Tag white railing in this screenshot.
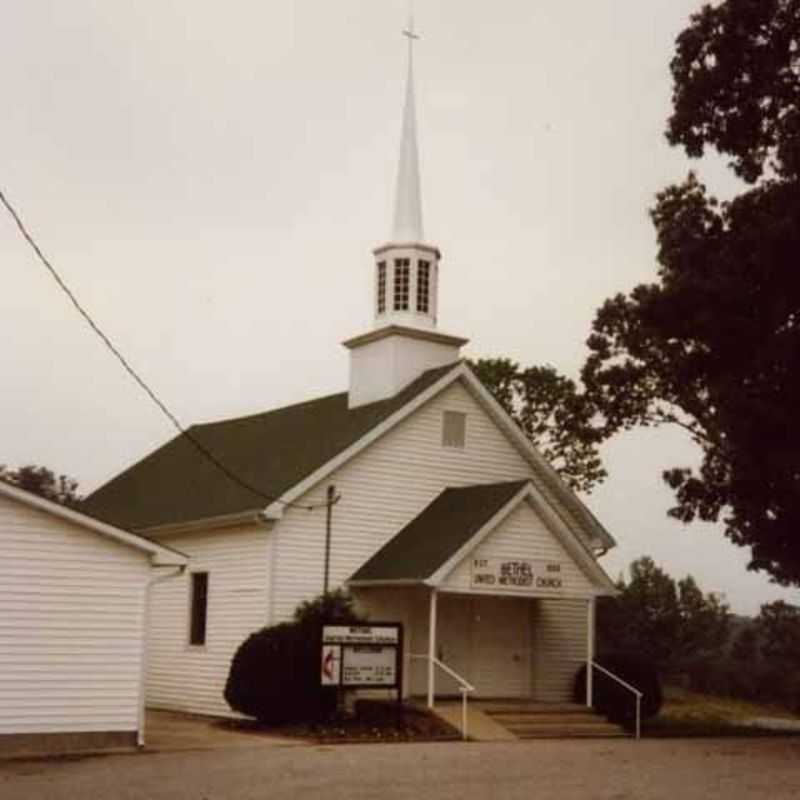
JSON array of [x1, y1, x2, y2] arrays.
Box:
[[590, 660, 644, 739], [410, 653, 475, 740]]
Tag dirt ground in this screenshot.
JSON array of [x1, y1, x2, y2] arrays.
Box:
[[2, 736, 799, 800]]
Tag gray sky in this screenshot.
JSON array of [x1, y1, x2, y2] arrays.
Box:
[[2, 1, 796, 615]]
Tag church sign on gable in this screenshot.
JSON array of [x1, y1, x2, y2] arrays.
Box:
[[470, 558, 564, 592]]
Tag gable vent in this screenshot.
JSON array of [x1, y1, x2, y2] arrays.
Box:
[[442, 410, 466, 449]]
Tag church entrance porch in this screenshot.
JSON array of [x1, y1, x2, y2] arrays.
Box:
[[347, 480, 615, 709], [352, 586, 596, 707]]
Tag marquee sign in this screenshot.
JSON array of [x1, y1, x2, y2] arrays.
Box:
[[321, 623, 403, 689], [470, 558, 565, 592]]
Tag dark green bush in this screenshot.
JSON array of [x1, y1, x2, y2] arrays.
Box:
[[574, 652, 663, 726], [224, 589, 365, 724]]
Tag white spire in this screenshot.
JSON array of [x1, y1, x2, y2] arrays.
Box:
[[392, 20, 424, 243]]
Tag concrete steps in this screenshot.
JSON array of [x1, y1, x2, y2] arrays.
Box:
[[478, 702, 628, 740]]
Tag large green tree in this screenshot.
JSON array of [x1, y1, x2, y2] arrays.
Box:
[[582, 0, 800, 584], [470, 358, 606, 493]]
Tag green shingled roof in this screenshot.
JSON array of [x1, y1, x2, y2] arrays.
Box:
[[349, 480, 530, 583], [83, 363, 460, 531]]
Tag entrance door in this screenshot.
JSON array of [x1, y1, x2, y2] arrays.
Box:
[[435, 594, 531, 698], [472, 595, 531, 698]]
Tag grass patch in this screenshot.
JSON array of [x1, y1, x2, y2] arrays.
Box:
[[643, 686, 800, 737]]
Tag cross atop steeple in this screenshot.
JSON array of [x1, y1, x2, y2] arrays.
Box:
[[402, 18, 420, 43]]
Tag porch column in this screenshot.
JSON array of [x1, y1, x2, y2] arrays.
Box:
[[427, 587, 438, 708], [586, 596, 595, 708]]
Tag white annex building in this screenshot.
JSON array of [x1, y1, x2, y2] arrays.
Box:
[[83, 28, 618, 722], [0, 480, 187, 755]]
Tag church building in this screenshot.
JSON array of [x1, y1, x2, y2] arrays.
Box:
[[83, 28, 617, 720]]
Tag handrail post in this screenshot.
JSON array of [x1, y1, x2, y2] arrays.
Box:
[[586, 598, 595, 708], [590, 660, 644, 740], [410, 653, 473, 741], [636, 695, 641, 740], [427, 589, 437, 709]]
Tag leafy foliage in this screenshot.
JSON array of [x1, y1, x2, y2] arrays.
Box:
[[668, 0, 800, 183], [469, 358, 606, 493], [583, 0, 800, 584], [224, 590, 366, 724], [0, 464, 81, 507], [730, 624, 760, 664], [757, 600, 800, 664], [293, 588, 361, 627], [597, 557, 730, 673]]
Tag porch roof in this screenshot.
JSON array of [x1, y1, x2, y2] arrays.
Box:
[[349, 480, 529, 583]]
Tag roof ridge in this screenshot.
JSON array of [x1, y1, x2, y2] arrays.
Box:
[[192, 361, 465, 430]]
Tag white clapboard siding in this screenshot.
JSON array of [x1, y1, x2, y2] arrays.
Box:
[[442, 501, 596, 597], [272, 379, 535, 621], [350, 586, 421, 698], [146, 524, 271, 717], [0, 494, 148, 734], [531, 598, 589, 702]]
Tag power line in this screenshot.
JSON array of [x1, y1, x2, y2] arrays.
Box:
[[0, 188, 328, 512]]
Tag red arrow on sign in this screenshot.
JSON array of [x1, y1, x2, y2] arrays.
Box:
[[322, 648, 335, 680]]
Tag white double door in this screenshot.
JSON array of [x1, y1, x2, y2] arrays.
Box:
[[435, 593, 532, 698]]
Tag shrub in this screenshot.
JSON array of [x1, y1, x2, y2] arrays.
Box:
[[574, 652, 663, 726], [224, 589, 366, 724]]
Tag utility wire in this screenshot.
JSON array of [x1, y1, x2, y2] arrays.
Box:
[[0, 188, 330, 512]]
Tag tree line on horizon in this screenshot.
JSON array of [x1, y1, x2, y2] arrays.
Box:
[[598, 555, 800, 712]]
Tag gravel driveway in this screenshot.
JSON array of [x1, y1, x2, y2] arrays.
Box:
[[2, 737, 799, 800]]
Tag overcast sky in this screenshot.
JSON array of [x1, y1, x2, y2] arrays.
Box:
[[2, 1, 796, 615]]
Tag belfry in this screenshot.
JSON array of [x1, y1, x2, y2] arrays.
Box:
[[344, 22, 468, 408]]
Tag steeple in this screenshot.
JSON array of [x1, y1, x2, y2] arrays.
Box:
[[392, 23, 424, 242], [370, 19, 440, 332], [342, 19, 468, 409]]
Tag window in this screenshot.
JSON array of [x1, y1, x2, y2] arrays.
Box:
[[442, 411, 466, 449], [189, 572, 209, 646], [394, 258, 410, 310], [416, 260, 430, 313], [377, 261, 386, 313]]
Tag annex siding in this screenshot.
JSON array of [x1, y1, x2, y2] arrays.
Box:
[[531, 598, 588, 702], [0, 493, 148, 736], [442, 501, 595, 597], [146, 524, 271, 717], [271, 379, 534, 621]]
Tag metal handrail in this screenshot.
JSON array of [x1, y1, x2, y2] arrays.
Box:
[[590, 660, 644, 739], [410, 653, 474, 740]]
